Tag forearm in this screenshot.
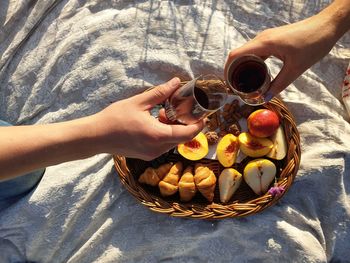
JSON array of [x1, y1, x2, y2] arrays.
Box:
[[0, 116, 99, 181], [318, 0, 350, 39]]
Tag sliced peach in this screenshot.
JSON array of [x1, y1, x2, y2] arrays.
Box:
[[238, 132, 273, 157], [178, 132, 209, 161], [216, 134, 239, 167]]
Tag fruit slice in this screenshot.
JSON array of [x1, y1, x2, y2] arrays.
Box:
[[238, 132, 273, 157], [178, 132, 209, 161], [243, 159, 276, 195], [219, 168, 242, 203], [267, 125, 287, 160], [247, 109, 280, 138], [216, 134, 239, 167]]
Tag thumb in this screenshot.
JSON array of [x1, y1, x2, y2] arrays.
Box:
[[167, 120, 206, 143], [137, 77, 181, 108], [264, 63, 297, 101]]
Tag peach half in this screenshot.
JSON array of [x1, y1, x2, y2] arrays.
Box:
[[238, 132, 273, 157], [216, 134, 239, 167], [247, 109, 279, 138], [178, 132, 209, 161]]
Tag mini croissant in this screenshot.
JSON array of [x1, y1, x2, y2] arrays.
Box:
[[179, 166, 196, 202], [194, 163, 217, 202], [159, 162, 183, 197], [138, 163, 172, 186]]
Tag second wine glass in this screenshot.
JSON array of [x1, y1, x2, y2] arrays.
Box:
[[165, 75, 228, 125]]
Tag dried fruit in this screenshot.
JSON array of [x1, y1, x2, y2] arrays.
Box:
[[205, 131, 219, 145], [240, 104, 256, 119], [227, 123, 241, 136]]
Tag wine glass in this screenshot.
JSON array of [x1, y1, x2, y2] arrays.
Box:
[[165, 74, 228, 124], [225, 54, 272, 105]]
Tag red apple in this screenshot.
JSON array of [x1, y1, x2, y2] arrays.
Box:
[[247, 109, 279, 138]]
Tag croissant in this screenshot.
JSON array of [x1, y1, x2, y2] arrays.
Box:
[[159, 162, 183, 197], [194, 163, 217, 202], [138, 163, 172, 186], [178, 166, 196, 202]]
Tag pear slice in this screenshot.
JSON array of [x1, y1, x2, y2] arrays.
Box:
[[266, 125, 287, 160], [243, 159, 276, 195], [219, 168, 242, 203]]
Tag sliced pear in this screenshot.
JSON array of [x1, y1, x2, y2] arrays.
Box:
[[219, 168, 242, 203], [266, 125, 287, 160], [243, 159, 276, 195]]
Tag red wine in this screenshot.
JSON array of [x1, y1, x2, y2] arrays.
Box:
[[231, 61, 267, 93], [194, 87, 209, 109]]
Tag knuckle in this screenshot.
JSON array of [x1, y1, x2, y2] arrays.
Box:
[[147, 131, 163, 144], [152, 86, 168, 99], [228, 49, 238, 60], [255, 29, 274, 46]]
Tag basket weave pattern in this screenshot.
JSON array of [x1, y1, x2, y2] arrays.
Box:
[[113, 88, 300, 219]]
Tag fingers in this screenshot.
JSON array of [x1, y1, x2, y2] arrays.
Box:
[[136, 77, 181, 108], [158, 108, 168, 123], [224, 41, 273, 81], [158, 108, 177, 124], [265, 63, 298, 101], [167, 120, 205, 143]]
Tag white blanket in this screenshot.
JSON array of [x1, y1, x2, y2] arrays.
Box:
[[1, 0, 350, 262]]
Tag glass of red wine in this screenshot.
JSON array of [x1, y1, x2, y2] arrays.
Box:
[[165, 74, 228, 124], [225, 54, 271, 105]]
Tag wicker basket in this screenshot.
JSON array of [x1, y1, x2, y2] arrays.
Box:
[[113, 81, 301, 219]]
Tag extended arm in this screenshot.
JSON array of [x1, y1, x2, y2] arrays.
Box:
[[0, 78, 204, 180], [225, 0, 350, 99]]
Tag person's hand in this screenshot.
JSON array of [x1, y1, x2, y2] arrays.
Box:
[[92, 77, 205, 160], [225, 1, 350, 100]]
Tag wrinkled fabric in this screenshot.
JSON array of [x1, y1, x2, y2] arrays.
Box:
[[0, 0, 349, 262]]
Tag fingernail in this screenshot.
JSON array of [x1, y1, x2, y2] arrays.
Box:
[[169, 77, 180, 86], [264, 91, 274, 102]]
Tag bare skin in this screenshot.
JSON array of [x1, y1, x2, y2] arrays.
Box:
[[0, 78, 204, 181], [1, 0, 349, 181], [225, 0, 350, 100]]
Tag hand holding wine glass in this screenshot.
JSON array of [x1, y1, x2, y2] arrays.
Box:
[[164, 75, 228, 124]]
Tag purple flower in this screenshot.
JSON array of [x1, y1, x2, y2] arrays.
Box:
[[268, 183, 285, 197]]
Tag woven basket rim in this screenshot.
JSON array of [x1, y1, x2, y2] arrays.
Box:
[[113, 83, 301, 220]]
